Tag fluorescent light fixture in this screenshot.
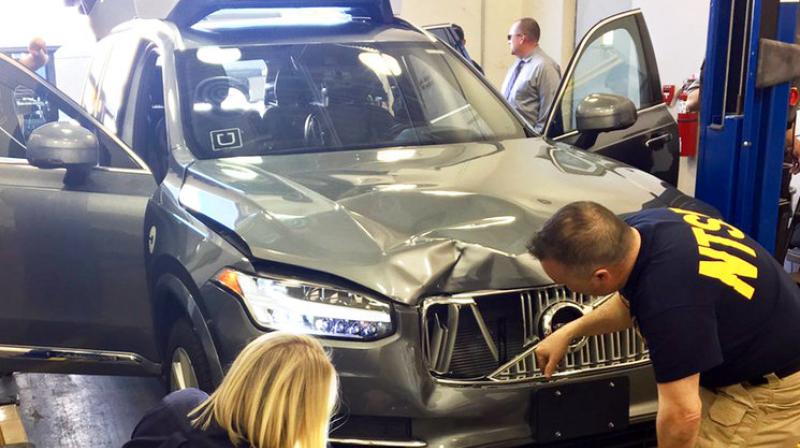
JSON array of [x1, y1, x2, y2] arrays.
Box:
[[193, 102, 213, 112], [193, 7, 354, 31], [197, 46, 242, 64], [359, 52, 403, 76]]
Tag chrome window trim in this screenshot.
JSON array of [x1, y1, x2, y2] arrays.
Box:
[[431, 359, 653, 386], [94, 166, 152, 175], [0, 157, 30, 166], [329, 438, 427, 447], [0, 343, 159, 371], [0, 124, 25, 149]]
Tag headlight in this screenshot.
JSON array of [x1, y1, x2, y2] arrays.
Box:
[[214, 268, 393, 340]]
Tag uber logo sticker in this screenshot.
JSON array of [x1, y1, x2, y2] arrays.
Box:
[[148, 226, 157, 254], [210, 128, 243, 151]]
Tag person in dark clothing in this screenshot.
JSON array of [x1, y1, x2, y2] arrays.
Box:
[[450, 24, 484, 75], [529, 202, 800, 447], [123, 388, 234, 448], [124, 332, 338, 448]]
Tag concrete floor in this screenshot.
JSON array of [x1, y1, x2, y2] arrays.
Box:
[[0, 373, 164, 447]]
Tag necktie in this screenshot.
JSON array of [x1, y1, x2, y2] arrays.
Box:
[[504, 59, 526, 100]]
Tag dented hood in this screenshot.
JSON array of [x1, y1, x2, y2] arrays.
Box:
[[181, 138, 696, 305]]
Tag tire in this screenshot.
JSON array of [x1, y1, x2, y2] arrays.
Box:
[[0, 363, 13, 377], [163, 318, 215, 393]]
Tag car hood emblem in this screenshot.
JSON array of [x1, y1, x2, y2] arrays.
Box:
[[538, 301, 591, 352]]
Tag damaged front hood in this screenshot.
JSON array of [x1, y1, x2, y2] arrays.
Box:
[[182, 138, 692, 304]]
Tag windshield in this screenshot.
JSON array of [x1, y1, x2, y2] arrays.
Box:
[[177, 41, 526, 159]]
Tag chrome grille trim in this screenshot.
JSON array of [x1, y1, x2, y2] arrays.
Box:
[[422, 286, 650, 384]]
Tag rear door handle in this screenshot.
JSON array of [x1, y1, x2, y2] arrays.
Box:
[[645, 133, 673, 148]]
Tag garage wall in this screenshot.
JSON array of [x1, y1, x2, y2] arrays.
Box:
[[397, 0, 513, 87], [0, 0, 96, 101], [631, 0, 708, 95], [575, 0, 632, 42], [633, 0, 709, 196], [575, 0, 708, 93], [523, 0, 576, 70], [397, 0, 575, 89]]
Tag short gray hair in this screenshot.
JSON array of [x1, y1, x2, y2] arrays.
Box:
[[528, 201, 632, 272], [518, 18, 541, 42]]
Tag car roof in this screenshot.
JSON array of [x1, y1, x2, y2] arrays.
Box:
[[150, 0, 395, 28], [176, 20, 434, 49]]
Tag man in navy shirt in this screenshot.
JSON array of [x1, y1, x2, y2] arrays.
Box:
[[530, 201, 800, 447]]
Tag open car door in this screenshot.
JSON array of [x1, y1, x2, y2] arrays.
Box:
[[544, 9, 679, 186], [0, 53, 160, 376]]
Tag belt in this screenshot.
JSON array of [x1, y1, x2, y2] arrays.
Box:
[[745, 358, 800, 386]]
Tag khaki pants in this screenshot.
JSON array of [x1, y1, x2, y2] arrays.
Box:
[[695, 370, 800, 447]]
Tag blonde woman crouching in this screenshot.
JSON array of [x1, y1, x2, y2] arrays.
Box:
[[124, 332, 338, 448]]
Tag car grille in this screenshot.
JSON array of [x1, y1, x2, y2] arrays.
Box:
[[422, 286, 649, 383]]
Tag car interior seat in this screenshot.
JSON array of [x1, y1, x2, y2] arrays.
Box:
[[0, 84, 28, 159], [304, 76, 394, 147], [260, 68, 317, 150], [144, 66, 169, 181]]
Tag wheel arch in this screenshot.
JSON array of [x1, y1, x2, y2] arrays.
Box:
[[150, 255, 224, 386]]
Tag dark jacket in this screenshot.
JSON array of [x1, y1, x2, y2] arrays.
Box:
[[122, 388, 244, 448]]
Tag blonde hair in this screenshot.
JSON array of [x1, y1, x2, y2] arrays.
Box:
[[190, 332, 338, 448]]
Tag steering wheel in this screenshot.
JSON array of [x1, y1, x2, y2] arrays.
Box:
[[194, 76, 250, 105], [387, 121, 424, 142], [304, 112, 328, 147]]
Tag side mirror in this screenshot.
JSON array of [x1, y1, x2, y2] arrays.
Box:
[[26, 122, 98, 169], [576, 93, 637, 133]]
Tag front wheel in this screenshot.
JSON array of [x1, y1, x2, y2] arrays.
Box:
[[163, 318, 214, 393]]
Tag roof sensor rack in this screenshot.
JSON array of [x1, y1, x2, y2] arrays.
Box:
[[143, 0, 393, 27], [88, 0, 394, 38], [191, 7, 367, 31]]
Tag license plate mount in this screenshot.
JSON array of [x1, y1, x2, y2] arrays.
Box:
[[532, 376, 630, 443]]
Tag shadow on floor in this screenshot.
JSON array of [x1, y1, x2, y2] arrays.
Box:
[[1, 373, 165, 448]]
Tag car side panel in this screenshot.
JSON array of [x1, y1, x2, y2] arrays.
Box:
[[556, 104, 679, 185], [0, 163, 159, 361]]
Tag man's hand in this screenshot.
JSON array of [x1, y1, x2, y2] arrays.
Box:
[[533, 326, 574, 378], [534, 293, 633, 378], [685, 88, 700, 113]]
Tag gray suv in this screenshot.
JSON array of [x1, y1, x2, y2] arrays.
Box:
[[0, 1, 709, 446]]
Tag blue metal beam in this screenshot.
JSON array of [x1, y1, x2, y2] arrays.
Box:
[[696, 0, 798, 253]]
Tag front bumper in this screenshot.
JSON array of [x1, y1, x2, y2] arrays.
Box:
[[198, 283, 658, 447]]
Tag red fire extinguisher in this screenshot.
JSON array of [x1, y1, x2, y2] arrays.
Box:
[[662, 85, 676, 105], [677, 91, 699, 157]]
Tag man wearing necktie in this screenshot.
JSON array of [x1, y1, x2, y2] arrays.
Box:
[[501, 18, 562, 134]]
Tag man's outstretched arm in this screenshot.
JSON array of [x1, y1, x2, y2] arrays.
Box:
[[534, 293, 633, 377]]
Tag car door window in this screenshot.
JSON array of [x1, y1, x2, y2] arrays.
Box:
[[0, 55, 142, 169], [97, 36, 141, 135], [549, 14, 659, 135], [129, 47, 169, 181], [81, 36, 114, 119], [403, 52, 512, 140]]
